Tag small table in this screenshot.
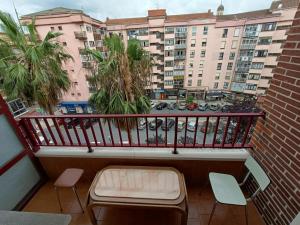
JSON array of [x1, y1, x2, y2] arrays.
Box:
[[86, 166, 188, 225]]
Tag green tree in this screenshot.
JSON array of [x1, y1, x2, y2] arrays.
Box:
[[87, 34, 152, 129], [186, 96, 194, 104], [0, 11, 72, 114]]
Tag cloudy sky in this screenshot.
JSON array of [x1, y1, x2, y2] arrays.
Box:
[[1, 0, 273, 21]]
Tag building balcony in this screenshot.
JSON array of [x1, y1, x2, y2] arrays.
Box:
[[174, 44, 187, 49], [82, 61, 93, 69], [78, 47, 88, 55], [240, 44, 256, 49], [74, 31, 87, 40], [174, 55, 186, 60], [175, 33, 187, 38], [174, 65, 185, 70]]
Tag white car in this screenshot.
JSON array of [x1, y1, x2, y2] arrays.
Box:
[[150, 101, 158, 108]]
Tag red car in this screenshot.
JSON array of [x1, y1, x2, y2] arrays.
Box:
[[186, 103, 198, 111]]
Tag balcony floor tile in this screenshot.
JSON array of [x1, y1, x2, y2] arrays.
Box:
[[23, 182, 265, 225]]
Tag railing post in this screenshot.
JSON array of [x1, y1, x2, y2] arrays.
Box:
[[173, 117, 178, 154], [20, 119, 40, 152], [80, 119, 93, 153]]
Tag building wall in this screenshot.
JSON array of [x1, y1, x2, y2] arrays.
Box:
[[250, 3, 300, 225], [21, 14, 104, 102]]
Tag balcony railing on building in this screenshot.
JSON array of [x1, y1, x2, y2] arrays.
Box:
[[74, 31, 87, 40], [19, 112, 264, 154], [174, 65, 185, 70], [82, 62, 93, 69], [240, 44, 256, 49], [174, 44, 187, 49], [174, 55, 186, 60], [175, 33, 187, 38]]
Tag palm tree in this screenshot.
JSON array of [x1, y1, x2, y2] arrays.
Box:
[[87, 34, 152, 129], [0, 11, 72, 114]]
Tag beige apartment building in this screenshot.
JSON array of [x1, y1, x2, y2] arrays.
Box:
[[20, 0, 298, 103]]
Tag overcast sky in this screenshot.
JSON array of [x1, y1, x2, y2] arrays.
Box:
[[1, 0, 273, 21]]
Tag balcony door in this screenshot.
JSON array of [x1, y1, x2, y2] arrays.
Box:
[[0, 95, 43, 210]]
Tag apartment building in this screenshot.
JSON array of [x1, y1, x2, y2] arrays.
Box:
[[19, 1, 298, 102], [20, 7, 106, 108], [106, 0, 298, 99]]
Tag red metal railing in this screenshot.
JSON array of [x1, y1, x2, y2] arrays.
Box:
[[19, 112, 265, 154]]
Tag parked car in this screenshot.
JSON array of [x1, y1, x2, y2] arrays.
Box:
[[149, 118, 163, 130], [178, 136, 194, 144], [177, 120, 186, 131], [150, 101, 158, 108], [187, 103, 198, 111], [161, 119, 175, 131], [221, 104, 231, 112], [138, 118, 147, 130], [146, 134, 166, 144], [66, 118, 81, 129], [167, 102, 177, 110], [156, 102, 167, 110], [209, 103, 220, 111], [200, 121, 213, 133], [198, 102, 208, 111], [187, 121, 198, 132], [178, 102, 186, 110]]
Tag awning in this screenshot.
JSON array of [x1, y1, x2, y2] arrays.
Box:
[[59, 101, 89, 107]]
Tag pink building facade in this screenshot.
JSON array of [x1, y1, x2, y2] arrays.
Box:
[[21, 8, 106, 109], [21, 1, 298, 102]]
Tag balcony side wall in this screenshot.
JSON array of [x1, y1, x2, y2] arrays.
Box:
[[250, 4, 300, 225]]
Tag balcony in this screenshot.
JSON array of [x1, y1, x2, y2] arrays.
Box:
[[174, 65, 185, 70], [240, 44, 256, 49], [175, 33, 187, 38], [174, 44, 187, 49], [82, 62, 93, 69], [174, 55, 186, 60], [74, 31, 87, 40]]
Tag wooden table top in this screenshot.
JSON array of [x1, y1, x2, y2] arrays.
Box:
[[89, 166, 186, 205], [94, 167, 180, 200]]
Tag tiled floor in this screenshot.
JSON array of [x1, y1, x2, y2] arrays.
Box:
[[23, 182, 266, 225]]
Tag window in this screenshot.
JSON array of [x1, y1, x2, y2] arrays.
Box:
[[58, 26, 62, 30], [201, 50, 206, 57], [261, 22, 276, 31], [229, 52, 235, 60], [227, 62, 233, 70], [231, 40, 238, 49], [191, 39, 196, 47], [220, 41, 226, 49], [189, 62, 194, 68], [218, 52, 224, 60], [86, 26, 92, 32], [223, 82, 229, 89], [190, 50, 195, 58], [140, 40, 149, 47], [197, 80, 202, 86], [165, 71, 173, 76], [225, 72, 231, 80], [187, 80, 192, 86], [222, 29, 228, 38], [50, 27, 54, 31], [84, 41, 89, 48], [192, 26, 197, 36], [165, 50, 174, 57], [165, 39, 174, 46], [198, 70, 203, 77], [203, 26, 208, 35], [254, 50, 268, 57], [164, 80, 174, 86], [258, 37, 272, 45], [188, 71, 193, 77], [199, 60, 204, 68], [217, 63, 222, 70], [62, 42, 67, 46], [248, 74, 260, 80], [234, 28, 240, 37], [165, 61, 174, 67], [214, 82, 219, 89], [202, 38, 207, 47], [139, 28, 148, 35], [77, 93, 81, 96], [276, 25, 291, 30], [165, 27, 174, 33], [215, 72, 220, 80], [251, 62, 264, 69], [89, 41, 95, 47], [246, 84, 257, 90]]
